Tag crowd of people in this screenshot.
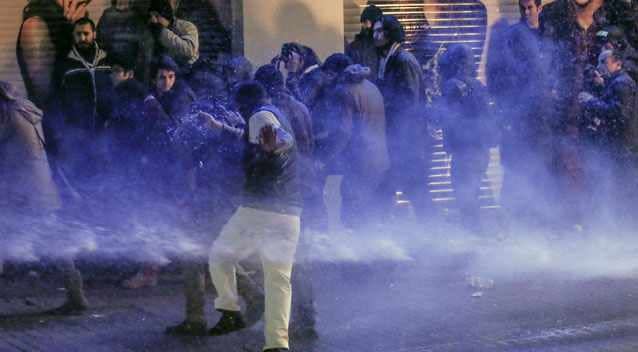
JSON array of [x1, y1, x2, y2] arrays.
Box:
[[2, 0, 638, 351]]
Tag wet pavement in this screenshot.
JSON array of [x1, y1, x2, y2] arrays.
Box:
[[2, 248, 638, 352]]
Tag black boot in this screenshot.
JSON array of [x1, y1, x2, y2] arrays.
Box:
[[208, 310, 246, 336], [165, 320, 208, 336], [44, 300, 87, 315]]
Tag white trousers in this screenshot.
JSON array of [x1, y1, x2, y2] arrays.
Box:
[[209, 206, 300, 350]]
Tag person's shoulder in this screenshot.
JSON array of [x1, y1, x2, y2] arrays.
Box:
[[395, 49, 420, 66], [174, 18, 197, 32], [20, 16, 49, 37]]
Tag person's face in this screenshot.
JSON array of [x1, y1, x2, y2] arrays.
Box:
[[284, 51, 303, 74], [597, 52, 622, 77], [519, 0, 541, 28], [111, 64, 134, 86], [362, 19, 373, 30], [155, 69, 176, 93], [373, 21, 388, 47], [73, 23, 95, 48]]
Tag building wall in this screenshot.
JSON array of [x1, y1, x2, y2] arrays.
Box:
[[242, 0, 345, 68]]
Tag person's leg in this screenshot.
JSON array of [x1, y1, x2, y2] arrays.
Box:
[[166, 260, 208, 335], [45, 258, 87, 315], [260, 211, 301, 351], [209, 207, 259, 335]]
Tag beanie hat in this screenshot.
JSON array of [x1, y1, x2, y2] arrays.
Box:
[[322, 53, 353, 74]]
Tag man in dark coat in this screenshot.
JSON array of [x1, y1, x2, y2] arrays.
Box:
[[373, 15, 431, 220], [539, 0, 635, 229], [346, 4, 383, 79], [579, 49, 638, 226], [487, 9, 553, 226], [48, 17, 112, 197], [440, 44, 495, 233]]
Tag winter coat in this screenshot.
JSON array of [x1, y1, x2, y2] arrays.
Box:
[[272, 91, 314, 157], [540, 0, 608, 135], [346, 31, 379, 78], [97, 6, 152, 83], [340, 65, 390, 178], [583, 70, 638, 153], [377, 45, 424, 133], [149, 18, 199, 70], [139, 81, 196, 199], [441, 75, 494, 155], [0, 97, 60, 211], [51, 44, 112, 134]]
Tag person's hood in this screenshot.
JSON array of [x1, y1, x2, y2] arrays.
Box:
[[68, 43, 108, 68], [343, 64, 371, 84]]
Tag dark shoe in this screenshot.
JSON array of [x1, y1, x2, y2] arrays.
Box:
[[44, 301, 87, 316], [263, 349, 289, 352], [165, 321, 208, 336], [208, 310, 246, 336], [291, 324, 318, 340]]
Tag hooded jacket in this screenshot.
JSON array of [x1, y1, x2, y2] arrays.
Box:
[[52, 44, 112, 133], [340, 64, 389, 177]]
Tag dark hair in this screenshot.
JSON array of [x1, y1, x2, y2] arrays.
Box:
[[149, 0, 175, 23], [254, 64, 284, 96], [110, 54, 136, 72], [520, 0, 542, 7], [152, 54, 179, 77], [322, 53, 353, 74], [280, 42, 321, 71], [379, 15, 405, 44], [360, 4, 383, 23], [439, 44, 476, 79], [73, 17, 96, 32], [233, 81, 269, 111]]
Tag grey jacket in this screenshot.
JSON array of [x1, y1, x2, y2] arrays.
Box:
[[157, 18, 199, 66]]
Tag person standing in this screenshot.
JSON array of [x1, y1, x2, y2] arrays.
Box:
[[0, 81, 87, 315], [346, 4, 383, 78], [206, 81, 301, 352], [373, 15, 431, 220]]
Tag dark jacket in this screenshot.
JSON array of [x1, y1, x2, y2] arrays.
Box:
[[346, 30, 379, 78], [242, 104, 301, 213], [441, 76, 494, 154], [271, 90, 314, 157], [583, 70, 638, 152], [377, 45, 424, 132], [97, 6, 151, 83], [52, 44, 112, 133], [17, 0, 74, 107], [540, 0, 609, 135]]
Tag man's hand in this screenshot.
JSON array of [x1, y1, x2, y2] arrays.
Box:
[[149, 11, 170, 28], [259, 125, 278, 152], [197, 111, 224, 130], [63, 0, 90, 23]]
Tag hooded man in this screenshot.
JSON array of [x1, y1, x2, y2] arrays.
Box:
[[373, 15, 431, 221], [346, 4, 383, 78]]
